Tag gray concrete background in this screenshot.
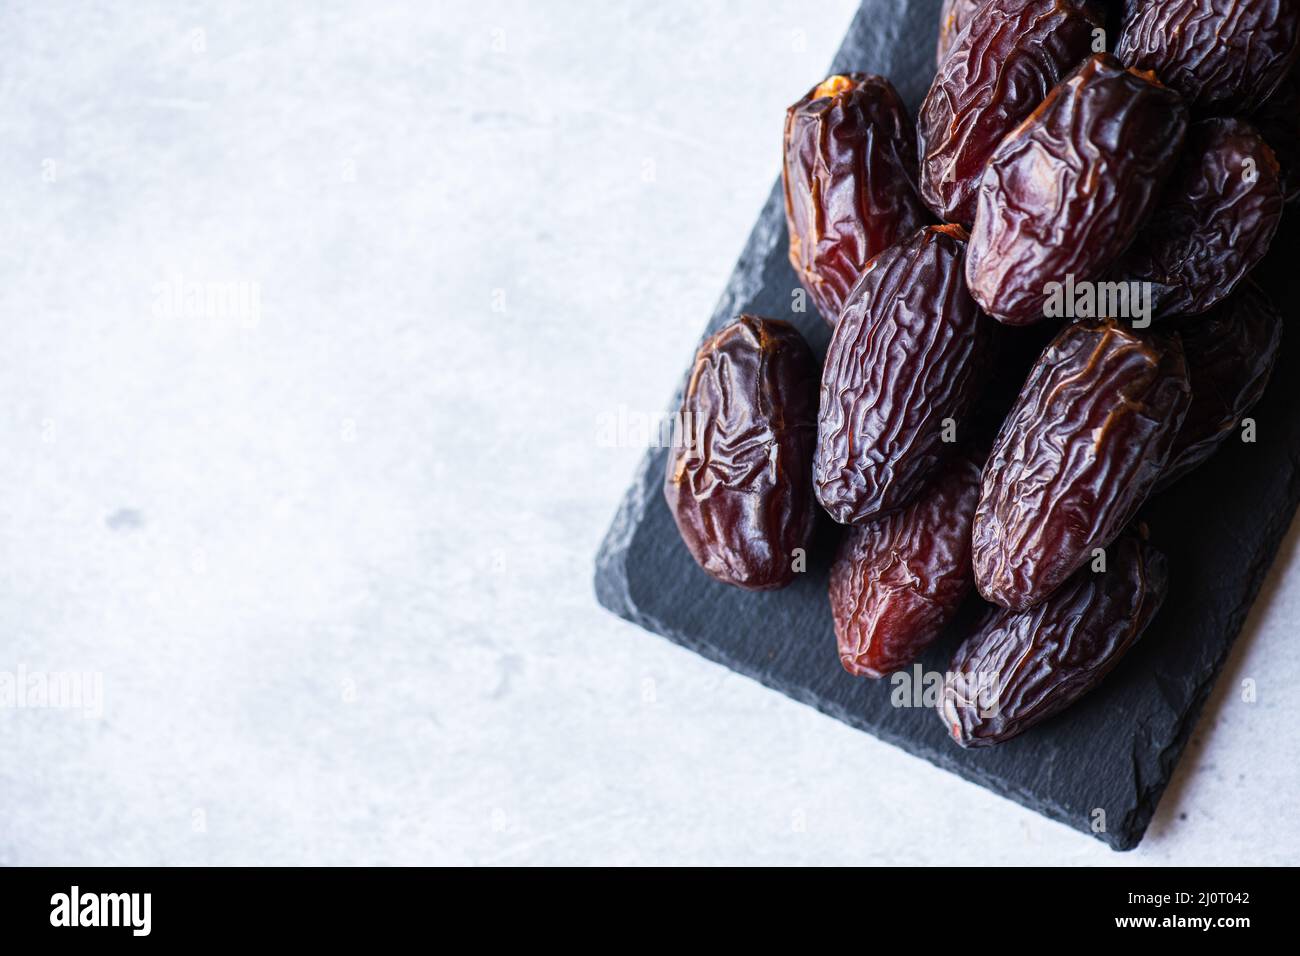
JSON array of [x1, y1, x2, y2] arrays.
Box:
[[0, 0, 1296, 865]]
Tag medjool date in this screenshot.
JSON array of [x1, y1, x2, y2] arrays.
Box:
[[935, 0, 983, 67], [830, 454, 982, 679], [919, 0, 1103, 226], [1157, 286, 1283, 490], [664, 316, 818, 590], [815, 225, 992, 524], [1117, 118, 1283, 318], [1116, 0, 1300, 114], [973, 320, 1190, 610], [783, 74, 929, 327], [965, 54, 1187, 326], [940, 531, 1168, 748]]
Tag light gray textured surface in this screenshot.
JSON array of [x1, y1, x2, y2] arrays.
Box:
[[0, 0, 1296, 866]]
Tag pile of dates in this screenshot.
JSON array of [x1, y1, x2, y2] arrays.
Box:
[[664, 0, 1295, 748]]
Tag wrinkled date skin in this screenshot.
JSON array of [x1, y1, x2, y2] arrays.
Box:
[[939, 532, 1168, 748], [973, 320, 1190, 610], [966, 54, 1187, 326], [783, 74, 929, 327], [919, 0, 1103, 226], [1117, 0, 1300, 113], [830, 454, 982, 679], [1253, 67, 1300, 203], [815, 226, 992, 525], [935, 0, 983, 67], [1117, 118, 1283, 318], [664, 316, 818, 591], [1158, 285, 1283, 490]]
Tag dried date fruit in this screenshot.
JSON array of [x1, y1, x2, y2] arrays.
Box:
[[1116, 0, 1300, 114], [935, 0, 983, 67], [919, 0, 1103, 226], [966, 54, 1187, 326], [830, 454, 982, 678], [939, 531, 1167, 747], [1116, 118, 1283, 318], [973, 320, 1190, 610], [815, 225, 992, 524], [1111, 0, 1142, 31], [783, 74, 929, 327], [664, 316, 818, 590], [1157, 285, 1283, 490], [1253, 67, 1300, 203]]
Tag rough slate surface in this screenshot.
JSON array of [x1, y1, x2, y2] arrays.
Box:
[[594, 0, 1300, 851]]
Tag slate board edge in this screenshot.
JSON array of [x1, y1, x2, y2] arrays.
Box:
[[593, 182, 788, 636], [1126, 456, 1300, 844]]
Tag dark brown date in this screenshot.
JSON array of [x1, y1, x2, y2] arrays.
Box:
[[815, 225, 992, 524], [1253, 66, 1300, 204], [1117, 0, 1300, 113], [973, 320, 1190, 610], [919, 0, 1103, 226], [966, 54, 1187, 326], [935, 0, 983, 67], [939, 531, 1168, 748], [830, 454, 982, 679], [664, 316, 818, 590], [1116, 118, 1284, 318], [783, 74, 929, 327], [1157, 285, 1283, 490]]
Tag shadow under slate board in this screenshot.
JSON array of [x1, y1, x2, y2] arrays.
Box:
[[593, 0, 1300, 850]]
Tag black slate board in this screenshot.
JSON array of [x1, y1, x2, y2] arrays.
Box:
[[593, 0, 1300, 850]]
